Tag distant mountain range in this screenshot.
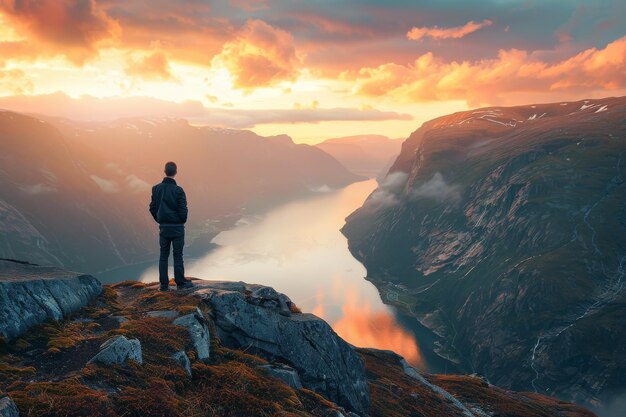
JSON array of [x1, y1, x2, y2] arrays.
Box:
[[315, 134, 402, 178], [0, 110, 362, 272], [342, 96, 626, 409]]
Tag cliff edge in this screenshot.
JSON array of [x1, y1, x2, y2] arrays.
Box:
[[0, 270, 596, 417], [0, 259, 102, 341]]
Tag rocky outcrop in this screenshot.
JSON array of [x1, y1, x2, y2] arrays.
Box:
[[258, 363, 303, 389], [171, 351, 192, 376], [89, 335, 143, 365], [0, 279, 598, 417], [343, 96, 626, 407], [172, 308, 210, 361], [0, 259, 102, 341], [0, 397, 19, 417], [190, 281, 370, 415]]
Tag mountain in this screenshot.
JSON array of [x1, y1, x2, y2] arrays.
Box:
[[315, 135, 402, 178], [0, 110, 362, 273], [0, 260, 597, 417], [342, 96, 626, 410]]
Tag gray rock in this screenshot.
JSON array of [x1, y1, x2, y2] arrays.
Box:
[[0, 396, 19, 417], [399, 357, 421, 380], [326, 411, 361, 417], [173, 308, 210, 361], [0, 260, 102, 341], [89, 335, 143, 365], [146, 310, 178, 319], [172, 350, 192, 376], [398, 356, 475, 417], [110, 316, 128, 324], [191, 281, 369, 415], [258, 363, 303, 389]]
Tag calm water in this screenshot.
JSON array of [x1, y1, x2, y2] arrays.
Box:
[[99, 179, 455, 372]]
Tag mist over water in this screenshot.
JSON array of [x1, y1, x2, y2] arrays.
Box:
[[105, 179, 456, 372]]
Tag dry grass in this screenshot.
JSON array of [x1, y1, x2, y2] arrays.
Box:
[[182, 361, 305, 417], [359, 348, 596, 417], [43, 321, 100, 353], [0, 362, 36, 376], [8, 378, 116, 417], [432, 374, 598, 417], [288, 302, 302, 314], [1, 282, 341, 417]]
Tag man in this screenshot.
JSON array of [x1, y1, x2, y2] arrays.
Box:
[[149, 161, 193, 291]]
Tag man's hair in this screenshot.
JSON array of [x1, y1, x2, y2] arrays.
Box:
[[164, 161, 177, 177]]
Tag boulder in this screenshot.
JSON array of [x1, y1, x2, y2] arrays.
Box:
[[171, 351, 192, 376], [191, 281, 370, 415], [258, 363, 303, 389], [89, 335, 143, 365], [0, 259, 102, 341], [173, 308, 210, 361], [0, 396, 19, 417]]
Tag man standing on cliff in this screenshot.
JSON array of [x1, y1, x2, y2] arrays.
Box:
[[149, 161, 194, 291]]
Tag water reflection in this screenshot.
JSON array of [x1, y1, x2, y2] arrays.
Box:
[[139, 180, 425, 368]]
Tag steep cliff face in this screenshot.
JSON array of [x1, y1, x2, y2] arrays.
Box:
[[0, 259, 102, 341], [342, 97, 626, 407]]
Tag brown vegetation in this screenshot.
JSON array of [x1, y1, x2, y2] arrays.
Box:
[[359, 348, 597, 417], [0, 282, 341, 417]]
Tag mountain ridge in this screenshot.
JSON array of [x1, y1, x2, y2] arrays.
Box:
[[315, 135, 403, 178], [342, 95, 626, 411], [0, 110, 363, 273]]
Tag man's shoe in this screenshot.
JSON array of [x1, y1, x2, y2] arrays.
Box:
[[176, 280, 194, 290], [159, 285, 169, 292]]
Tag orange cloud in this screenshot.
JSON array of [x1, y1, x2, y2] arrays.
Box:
[[407, 19, 492, 41], [347, 35, 626, 106], [0, 66, 32, 94], [125, 51, 173, 80], [211, 19, 300, 89], [0, 0, 119, 64]]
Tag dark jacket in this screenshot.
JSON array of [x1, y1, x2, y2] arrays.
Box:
[[149, 177, 188, 225]]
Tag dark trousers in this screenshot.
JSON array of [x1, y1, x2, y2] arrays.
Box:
[[159, 226, 185, 286]]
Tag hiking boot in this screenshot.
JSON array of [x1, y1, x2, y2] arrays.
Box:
[[159, 285, 169, 292], [176, 280, 194, 290]]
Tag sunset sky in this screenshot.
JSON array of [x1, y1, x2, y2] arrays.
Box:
[[0, 0, 625, 143]]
